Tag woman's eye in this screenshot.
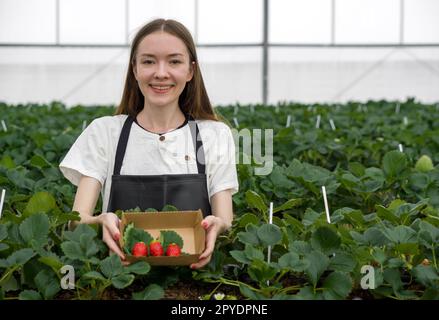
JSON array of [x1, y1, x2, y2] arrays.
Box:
[[170, 60, 182, 64], [142, 60, 154, 64]]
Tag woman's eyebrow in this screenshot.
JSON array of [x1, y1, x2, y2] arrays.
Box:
[[139, 53, 184, 57]]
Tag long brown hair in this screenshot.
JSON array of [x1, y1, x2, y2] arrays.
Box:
[[115, 19, 217, 121]]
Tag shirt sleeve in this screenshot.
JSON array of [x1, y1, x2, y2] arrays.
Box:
[[59, 118, 109, 187], [206, 123, 239, 197]]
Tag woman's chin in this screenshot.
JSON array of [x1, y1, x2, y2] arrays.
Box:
[[145, 99, 178, 109]]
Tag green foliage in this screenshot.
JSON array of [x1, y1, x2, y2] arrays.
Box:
[[1, 101, 438, 300], [132, 284, 165, 300], [159, 230, 184, 250]]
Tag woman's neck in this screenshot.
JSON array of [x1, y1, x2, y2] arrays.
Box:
[[136, 104, 186, 134]]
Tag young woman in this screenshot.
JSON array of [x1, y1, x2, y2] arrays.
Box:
[[59, 19, 239, 269]]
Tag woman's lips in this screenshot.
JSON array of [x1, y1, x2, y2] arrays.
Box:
[[149, 84, 173, 94]]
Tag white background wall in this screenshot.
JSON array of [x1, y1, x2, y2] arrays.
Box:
[[0, 0, 438, 106]]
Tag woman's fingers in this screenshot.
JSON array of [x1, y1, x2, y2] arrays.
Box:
[[191, 255, 211, 269], [201, 215, 218, 230], [105, 214, 121, 241], [109, 248, 130, 266], [107, 240, 125, 260], [99, 212, 127, 262], [104, 229, 125, 260], [196, 218, 219, 265], [199, 230, 216, 260]]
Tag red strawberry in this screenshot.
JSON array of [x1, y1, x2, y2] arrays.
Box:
[[149, 240, 164, 256], [132, 242, 148, 257], [166, 243, 181, 256]]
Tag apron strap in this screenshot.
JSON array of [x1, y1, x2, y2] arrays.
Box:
[[114, 115, 135, 175], [188, 115, 206, 175], [113, 114, 206, 175]]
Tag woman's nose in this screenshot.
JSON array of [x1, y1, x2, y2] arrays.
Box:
[[154, 62, 169, 78]]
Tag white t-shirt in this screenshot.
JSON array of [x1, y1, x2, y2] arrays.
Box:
[[59, 114, 239, 213]]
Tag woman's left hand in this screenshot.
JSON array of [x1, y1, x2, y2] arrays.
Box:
[[190, 215, 224, 270]]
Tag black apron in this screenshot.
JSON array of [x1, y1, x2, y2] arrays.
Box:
[[107, 115, 212, 217]]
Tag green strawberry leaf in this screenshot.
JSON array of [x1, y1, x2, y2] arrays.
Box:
[[328, 253, 356, 273], [6, 248, 36, 266], [248, 259, 278, 283], [382, 150, 408, 179], [162, 204, 178, 212], [239, 283, 267, 300], [100, 254, 124, 278], [237, 224, 261, 246], [124, 207, 142, 212], [23, 192, 57, 216], [237, 213, 260, 227], [278, 252, 308, 272], [273, 198, 303, 213], [411, 265, 439, 287], [123, 222, 134, 252], [61, 238, 98, 262], [230, 250, 251, 264], [310, 226, 341, 254], [132, 284, 165, 300], [0, 224, 8, 241], [244, 244, 264, 261], [63, 224, 97, 243], [38, 255, 64, 273], [382, 225, 417, 244], [124, 261, 151, 275], [322, 271, 353, 299], [257, 223, 282, 246], [245, 190, 267, 214], [160, 230, 183, 250], [304, 250, 330, 287], [19, 290, 42, 300], [83, 271, 106, 281], [19, 213, 50, 246], [34, 269, 60, 300], [111, 274, 135, 289]]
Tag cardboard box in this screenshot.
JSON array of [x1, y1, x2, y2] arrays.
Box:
[[119, 210, 205, 266]]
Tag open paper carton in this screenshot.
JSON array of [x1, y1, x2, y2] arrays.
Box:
[[119, 209, 205, 266]]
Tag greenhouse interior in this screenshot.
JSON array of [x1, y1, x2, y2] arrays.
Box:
[[0, 0, 438, 304]]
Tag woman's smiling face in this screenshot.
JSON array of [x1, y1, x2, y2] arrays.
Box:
[[133, 31, 194, 109]]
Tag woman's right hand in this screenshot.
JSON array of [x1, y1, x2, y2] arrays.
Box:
[[71, 176, 129, 265], [98, 212, 128, 264]]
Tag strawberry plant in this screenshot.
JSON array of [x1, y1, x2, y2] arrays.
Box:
[[1, 100, 438, 299]]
